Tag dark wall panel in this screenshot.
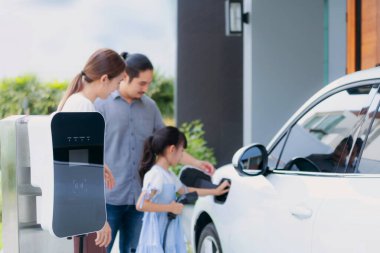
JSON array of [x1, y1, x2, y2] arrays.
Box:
[[177, 0, 243, 166]]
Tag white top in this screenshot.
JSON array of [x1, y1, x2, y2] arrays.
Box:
[[142, 165, 183, 194], [61, 93, 96, 112]]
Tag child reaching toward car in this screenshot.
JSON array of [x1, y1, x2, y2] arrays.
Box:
[[135, 126, 230, 253]]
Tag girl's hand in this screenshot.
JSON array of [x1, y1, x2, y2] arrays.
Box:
[[169, 201, 184, 214], [104, 164, 115, 189], [95, 221, 112, 247], [214, 180, 230, 196]]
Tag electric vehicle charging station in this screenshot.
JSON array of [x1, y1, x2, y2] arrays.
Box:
[[0, 112, 106, 252], [29, 112, 106, 238]]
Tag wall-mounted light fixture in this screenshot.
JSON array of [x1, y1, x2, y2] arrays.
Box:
[[225, 0, 249, 36]]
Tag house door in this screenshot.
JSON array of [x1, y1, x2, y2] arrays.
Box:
[[347, 0, 380, 73]]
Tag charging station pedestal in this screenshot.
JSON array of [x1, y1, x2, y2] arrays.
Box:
[[0, 116, 71, 253]]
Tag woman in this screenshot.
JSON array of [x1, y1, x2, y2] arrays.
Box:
[[58, 48, 126, 253]]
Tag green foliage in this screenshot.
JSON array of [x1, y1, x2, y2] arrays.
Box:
[[0, 222, 2, 249], [0, 72, 172, 119], [0, 172, 2, 223], [147, 71, 174, 118], [172, 120, 217, 175], [0, 75, 67, 119]]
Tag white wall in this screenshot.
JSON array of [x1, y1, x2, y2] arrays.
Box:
[[328, 0, 347, 82], [244, 0, 326, 145]]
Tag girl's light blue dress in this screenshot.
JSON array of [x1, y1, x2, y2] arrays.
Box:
[[136, 165, 187, 253]]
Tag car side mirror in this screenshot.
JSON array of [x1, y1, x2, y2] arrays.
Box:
[[232, 144, 268, 176]]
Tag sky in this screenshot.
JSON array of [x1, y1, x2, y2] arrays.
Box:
[[0, 0, 177, 81]]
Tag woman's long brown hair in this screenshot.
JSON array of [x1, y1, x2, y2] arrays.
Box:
[[58, 48, 125, 111]]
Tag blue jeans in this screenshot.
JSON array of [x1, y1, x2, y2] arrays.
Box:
[[106, 204, 143, 253]]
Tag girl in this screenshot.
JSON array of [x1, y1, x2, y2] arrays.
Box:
[[136, 126, 230, 253], [58, 48, 126, 252]]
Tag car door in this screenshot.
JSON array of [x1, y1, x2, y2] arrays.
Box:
[[257, 82, 377, 253], [225, 171, 323, 253], [311, 84, 380, 253]]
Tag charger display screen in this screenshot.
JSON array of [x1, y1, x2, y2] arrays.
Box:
[[69, 149, 89, 166]]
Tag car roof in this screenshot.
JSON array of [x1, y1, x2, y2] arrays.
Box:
[[326, 67, 380, 91], [267, 67, 380, 150]]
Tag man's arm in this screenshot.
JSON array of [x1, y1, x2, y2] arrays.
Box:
[[180, 152, 215, 175]]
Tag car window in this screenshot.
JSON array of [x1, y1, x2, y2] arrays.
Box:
[[357, 90, 380, 174], [273, 84, 377, 173]]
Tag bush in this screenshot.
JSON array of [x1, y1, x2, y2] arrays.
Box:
[[172, 120, 217, 175], [147, 71, 174, 118], [0, 75, 67, 118], [0, 72, 173, 120]]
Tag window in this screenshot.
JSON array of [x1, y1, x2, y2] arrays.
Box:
[[305, 114, 345, 140], [271, 85, 376, 173], [357, 91, 380, 174], [268, 134, 286, 169]]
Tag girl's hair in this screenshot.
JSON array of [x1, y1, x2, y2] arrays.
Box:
[[120, 52, 153, 82], [58, 48, 126, 111], [139, 126, 187, 181]]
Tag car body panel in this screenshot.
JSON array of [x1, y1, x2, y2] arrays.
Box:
[[311, 176, 380, 253]]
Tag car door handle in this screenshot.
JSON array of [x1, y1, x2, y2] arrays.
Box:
[[290, 206, 313, 219]]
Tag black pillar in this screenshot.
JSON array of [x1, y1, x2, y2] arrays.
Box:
[[177, 0, 243, 166]]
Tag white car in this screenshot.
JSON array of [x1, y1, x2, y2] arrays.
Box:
[[183, 67, 380, 253]]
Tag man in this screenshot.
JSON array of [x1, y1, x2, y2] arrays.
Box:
[[95, 52, 214, 253]]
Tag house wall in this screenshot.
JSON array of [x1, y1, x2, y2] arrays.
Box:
[[176, 0, 243, 166]]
